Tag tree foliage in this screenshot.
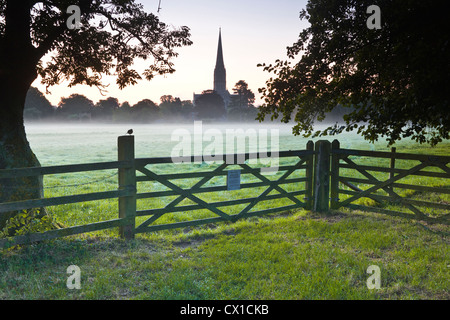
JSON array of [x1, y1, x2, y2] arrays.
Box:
[[194, 90, 226, 119], [130, 98, 159, 122], [57, 93, 94, 115], [230, 80, 255, 109], [93, 97, 119, 118], [0, 0, 192, 93], [24, 87, 54, 119], [257, 0, 449, 145]]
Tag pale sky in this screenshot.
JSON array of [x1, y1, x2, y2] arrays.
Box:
[[32, 0, 309, 107]]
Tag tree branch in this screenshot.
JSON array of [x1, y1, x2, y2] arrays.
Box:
[[33, 22, 66, 61]]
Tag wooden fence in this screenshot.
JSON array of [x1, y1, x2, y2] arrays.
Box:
[[0, 158, 133, 248], [0, 137, 448, 248], [131, 141, 314, 238], [328, 140, 450, 222]]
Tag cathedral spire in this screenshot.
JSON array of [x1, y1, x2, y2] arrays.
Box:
[[215, 28, 224, 69], [214, 28, 226, 93]]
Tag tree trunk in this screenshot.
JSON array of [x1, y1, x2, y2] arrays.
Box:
[[0, 1, 49, 231], [0, 72, 43, 230]]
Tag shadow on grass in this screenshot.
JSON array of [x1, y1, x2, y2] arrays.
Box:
[[1, 208, 449, 299]]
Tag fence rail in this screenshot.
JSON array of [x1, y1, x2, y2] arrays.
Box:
[[0, 160, 131, 179], [0, 137, 448, 249]]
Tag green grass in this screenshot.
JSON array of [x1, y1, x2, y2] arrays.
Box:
[[0, 124, 448, 299], [0, 210, 448, 299]]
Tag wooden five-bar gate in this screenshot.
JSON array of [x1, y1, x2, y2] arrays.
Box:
[[121, 136, 315, 239], [0, 137, 448, 248]]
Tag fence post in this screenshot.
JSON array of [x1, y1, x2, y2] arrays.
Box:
[[118, 135, 136, 240], [330, 140, 340, 210], [389, 147, 396, 180], [304, 140, 314, 210], [388, 146, 397, 192], [313, 140, 331, 212]]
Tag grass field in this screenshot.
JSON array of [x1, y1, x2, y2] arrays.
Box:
[[0, 122, 449, 300]]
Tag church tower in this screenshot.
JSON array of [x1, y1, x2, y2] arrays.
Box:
[[193, 28, 238, 113], [214, 28, 227, 96]]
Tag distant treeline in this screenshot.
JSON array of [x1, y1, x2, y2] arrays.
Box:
[[24, 85, 348, 124], [24, 86, 260, 123]]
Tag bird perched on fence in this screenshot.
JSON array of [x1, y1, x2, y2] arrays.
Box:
[[127, 129, 133, 135]]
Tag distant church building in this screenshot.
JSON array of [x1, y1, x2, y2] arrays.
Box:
[[193, 29, 237, 110]]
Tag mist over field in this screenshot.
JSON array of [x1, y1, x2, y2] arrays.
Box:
[[24, 121, 394, 167]]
